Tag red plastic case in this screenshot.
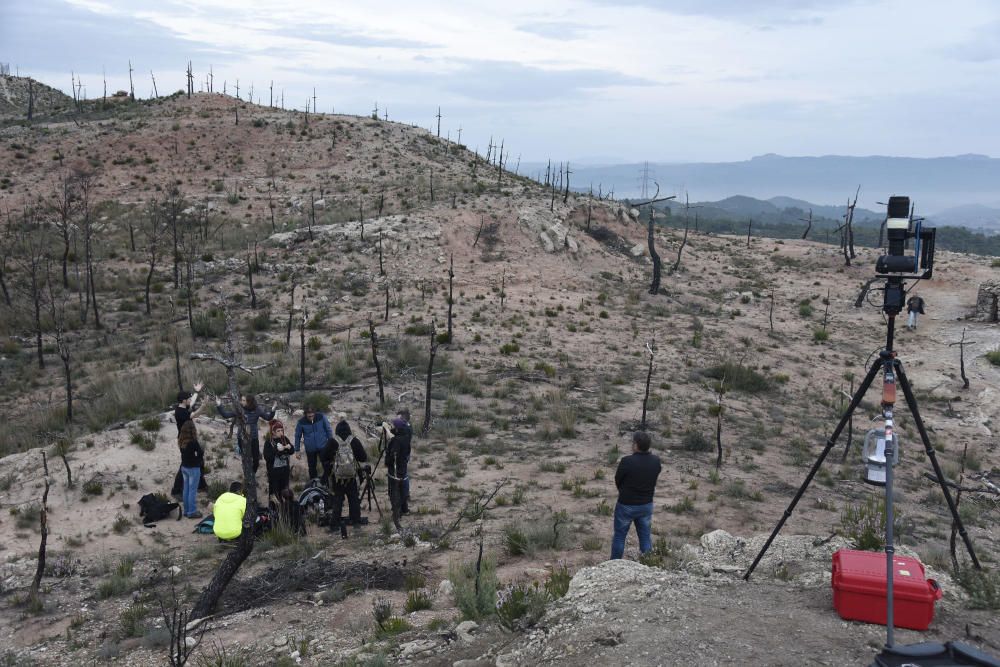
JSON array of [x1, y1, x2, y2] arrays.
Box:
[[831, 548, 942, 631]]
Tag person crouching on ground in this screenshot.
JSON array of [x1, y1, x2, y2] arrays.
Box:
[[611, 431, 661, 560], [263, 419, 294, 500], [324, 416, 369, 537], [213, 482, 247, 541], [177, 420, 204, 519]]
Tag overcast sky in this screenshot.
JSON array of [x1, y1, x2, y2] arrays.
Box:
[[4, 0, 1000, 164]]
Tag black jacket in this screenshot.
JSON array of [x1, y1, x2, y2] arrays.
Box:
[[386, 422, 412, 479], [322, 422, 369, 469], [614, 451, 661, 505], [907, 296, 925, 314], [180, 439, 204, 468], [263, 436, 294, 470]]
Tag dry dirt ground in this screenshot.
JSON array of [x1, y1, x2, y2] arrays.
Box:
[[0, 92, 997, 665]]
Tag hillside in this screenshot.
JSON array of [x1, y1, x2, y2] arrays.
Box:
[[0, 90, 998, 666], [0, 75, 75, 120]]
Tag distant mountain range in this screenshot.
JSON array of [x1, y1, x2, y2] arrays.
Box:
[[527, 154, 1000, 228]]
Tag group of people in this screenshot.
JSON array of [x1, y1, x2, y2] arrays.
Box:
[[172, 386, 413, 533]]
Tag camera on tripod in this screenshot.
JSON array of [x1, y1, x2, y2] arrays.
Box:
[[875, 196, 936, 279]]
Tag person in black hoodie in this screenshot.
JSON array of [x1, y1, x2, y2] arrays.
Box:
[[324, 418, 369, 536], [263, 419, 294, 499], [178, 420, 204, 519], [611, 431, 661, 559], [171, 383, 209, 498], [384, 411, 412, 527]]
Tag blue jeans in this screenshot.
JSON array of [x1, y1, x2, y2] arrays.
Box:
[[611, 501, 653, 559], [181, 466, 201, 516]]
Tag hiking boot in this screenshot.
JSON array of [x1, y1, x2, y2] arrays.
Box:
[[400, 506, 410, 515], [187, 511, 204, 519]]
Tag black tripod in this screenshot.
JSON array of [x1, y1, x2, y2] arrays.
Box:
[[360, 430, 387, 518], [744, 279, 980, 646]]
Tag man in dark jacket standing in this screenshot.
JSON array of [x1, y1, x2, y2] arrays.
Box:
[[611, 431, 661, 559], [171, 382, 208, 498], [324, 417, 369, 536]]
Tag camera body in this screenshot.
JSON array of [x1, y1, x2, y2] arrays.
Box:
[[875, 196, 936, 279]]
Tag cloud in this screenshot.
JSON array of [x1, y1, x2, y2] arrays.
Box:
[[950, 19, 1000, 62], [281, 25, 441, 50], [1, 0, 218, 73], [335, 58, 654, 104], [516, 21, 592, 40]]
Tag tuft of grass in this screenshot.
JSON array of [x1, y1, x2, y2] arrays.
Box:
[[702, 362, 774, 393], [139, 417, 161, 432], [985, 348, 1000, 366], [83, 479, 104, 496], [404, 589, 433, 613], [448, 556, 499, 621], [119, 601, 148, 638], [681, 430, 711, 452], [112, 513, 132, 535]]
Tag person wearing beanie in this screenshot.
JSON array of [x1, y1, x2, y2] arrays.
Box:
[[323, 418, 370, 535], [384, 408, 413, 524], [171, 381, 209, 499], [263, 419, 294, 498]]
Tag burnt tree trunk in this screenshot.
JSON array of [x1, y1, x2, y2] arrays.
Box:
[[29, 452, 50, 600], [299, 308, 307, 392], [286, 281, 297, 349], [421, 322, 439, 437], [640, 341, 655, 430], [949, 328, 976, 390], [189, 308, 261, 620], [369, 317, 384, 406], [446, 254, 454, 343], [647, 207, 661, 295], [378, 233, 384, 276]]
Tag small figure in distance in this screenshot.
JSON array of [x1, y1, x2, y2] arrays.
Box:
[[216, 393, 277, 475], [324, 415, 370, 538], [172, 381, 209, 499], [294, 402, 333, 484], [263, 419, 294, 500], [907, 294, 925, 330], [177, 419, 204, 519], [611, 431, 662, 560], [212, 482, 247, 542]]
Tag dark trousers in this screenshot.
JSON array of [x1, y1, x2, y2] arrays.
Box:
[[268, 466, 290, 497], [330, 478, 362, 526], [172, 465, 208, 494], [388, 477, 405, 527], [306, 449, 326, 479]]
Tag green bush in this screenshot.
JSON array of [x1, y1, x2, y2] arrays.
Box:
[[500, 342, 520, 355], [813, 328, 830, 342], [681, 430, 711, 452], [840, 495, 903, 551], [404, 589, 433, 613], [956, 568, 1000, 609], [139, 417, 161, 432], [985, 349, 1000, 366], [544, 565, 571, 599], [119, 601, 148, 638], [702, 362, 774, 393], [799, 301, 814, 317], [192, 311, 225, 339], [448, 556, 498, 621], [495, 582, 549, 631]]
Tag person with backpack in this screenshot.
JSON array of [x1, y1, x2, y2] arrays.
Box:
[[323, 416, 369, 536], [611, 431, 661, 560], [294, 403, 333, 483], [907, 294, 925, 330], [212, 482, 247, 541], [216, 393, 276, 475], [263, 419, 294, 499], [171, 383, 209, 499], [178, 420, 205, 519]]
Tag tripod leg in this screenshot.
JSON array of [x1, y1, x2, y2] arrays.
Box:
[[895, 361, 981, 569], [744, 357, 882, 580]]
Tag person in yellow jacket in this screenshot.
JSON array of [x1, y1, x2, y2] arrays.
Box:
[[212, 482, 247, 541]]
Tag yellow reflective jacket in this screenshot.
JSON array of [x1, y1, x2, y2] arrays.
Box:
[[213, 492, 246, 540]]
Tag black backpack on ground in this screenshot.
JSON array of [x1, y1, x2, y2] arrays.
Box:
[[138, 493, 180, 523]]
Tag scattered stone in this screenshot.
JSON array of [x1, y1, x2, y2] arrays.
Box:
[[399, 639, 437, 658], [455, 620, 478, 642]]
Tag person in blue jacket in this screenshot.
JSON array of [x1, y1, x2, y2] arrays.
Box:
[[295, 402, 333, 483]]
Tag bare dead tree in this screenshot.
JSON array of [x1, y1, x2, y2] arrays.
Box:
[[473, 215, 486, 247], [266, 184, 276, 233], [446, 254, 455, 343], [640, 340, 655, 430], [143, 202, 166, 315], [128, 59, 135, 100], [15, 218, 48, 368], [188, 298, 270, 620], [378, 232, 385, 275], [421, 321, 439, 437], [500, 268, 506, 312], [586, 185, 593, 230], [245, 243, 257, 309], [714, 374, 726, 470], [799, 209, 813, 240], [383, 281, 390, 322], [76, 171, 101, 328], [308, 193, 316, 242], [436, 106, 442, 138], [497, 139, 504, 187], [286, 280, 297, 349], [563, 161, 571, 203], [48, 283, 73, 423], [429, 168, 435, 203], [0, 226, 12, 307], [768, 288, 775, 332], [160, 574, 206, 667], [299, 307, 308, 392], [672, 193, 692, 273], [186, 61, 193, 98], [949, 328, 976, 390], [49, 172, 78, 289], [27, 78, 34, 121], [647, 206, 662, 295], [359, 198, 365, 241], [29, 451, 50, 601], [746, 217, 753, 248], [949, 443, 969, 572], [368, 316, 385, 406], [151, 70, 159, 98]]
